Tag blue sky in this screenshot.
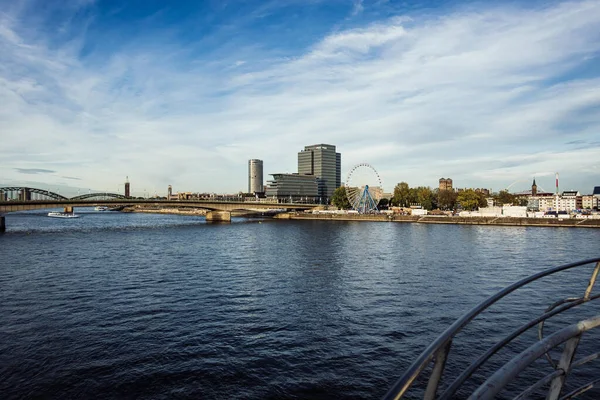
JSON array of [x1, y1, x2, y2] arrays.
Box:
[[1, 0, 599, 196]]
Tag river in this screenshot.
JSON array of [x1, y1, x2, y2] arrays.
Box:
[[1, 209, 599, 399]]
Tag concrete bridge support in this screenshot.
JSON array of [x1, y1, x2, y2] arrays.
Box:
[[205, 211, 231, 222], [0, 215, 5, 233], [64, 206, 74, 213]]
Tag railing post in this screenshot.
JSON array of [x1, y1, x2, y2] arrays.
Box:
[[546, 335, 581, 400], [583, 262, 600, 300], [424, 339, 452, 400]]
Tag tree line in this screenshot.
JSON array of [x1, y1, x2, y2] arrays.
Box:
[[332, 183, 524, 211]]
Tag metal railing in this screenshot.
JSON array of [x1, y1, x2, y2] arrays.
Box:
[[383, 257, 600, 400]]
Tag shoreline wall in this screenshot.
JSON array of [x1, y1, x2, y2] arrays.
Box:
[[123, 207, 207, 216], [275, 213, 600, 228]]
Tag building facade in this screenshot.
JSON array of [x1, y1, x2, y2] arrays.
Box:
[[248, 159, 264, 194], [559, 191, 582, 211], [265, 173, 318, 201], [439, 178, 453, 191], [582, 195, 598, 210], [124, 177, 130, 198], [298, 144, 341, 201]]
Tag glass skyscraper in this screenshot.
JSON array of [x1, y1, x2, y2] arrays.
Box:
[[298, 144, 341, 201]]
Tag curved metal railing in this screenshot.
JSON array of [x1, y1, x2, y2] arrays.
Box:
[[383, 257, 600, 400]]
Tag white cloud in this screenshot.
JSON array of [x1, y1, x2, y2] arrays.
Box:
[[1, 0, 600, 196], [351, 0, 364, 17]]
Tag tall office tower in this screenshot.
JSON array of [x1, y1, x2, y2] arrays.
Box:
[[125, 176, 131, 198], [298, 144, 341, 200], [248, 159, 264, 193]]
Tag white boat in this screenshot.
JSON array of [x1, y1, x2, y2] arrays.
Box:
[[94, 206, 109, 211], [48, 212, 80, 218]]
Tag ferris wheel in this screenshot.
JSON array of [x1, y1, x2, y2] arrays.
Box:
[[345, 163, 383, 213]]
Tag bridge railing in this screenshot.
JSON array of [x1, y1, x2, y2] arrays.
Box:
[[383, 257, 600, 400]]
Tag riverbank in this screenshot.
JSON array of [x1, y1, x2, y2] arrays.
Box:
[[121, 206, 266, 218], [275, 212, 600, 228], [122, 206, 207, 216]]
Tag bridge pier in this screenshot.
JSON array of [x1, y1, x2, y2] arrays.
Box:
[[205, 211, 231, 222], [64, 206, 73, 213], [0, 215, 5, 233]]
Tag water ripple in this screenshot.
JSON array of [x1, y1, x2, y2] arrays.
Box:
[[1, 214, 600, 398]]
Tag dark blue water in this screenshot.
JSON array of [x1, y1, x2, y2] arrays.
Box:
[[1, 210, 599, 399]]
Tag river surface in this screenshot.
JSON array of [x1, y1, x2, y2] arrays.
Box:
[[1, 209, 600, 399]]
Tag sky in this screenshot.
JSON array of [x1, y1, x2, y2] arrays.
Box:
[[1, 0, 599, 197]]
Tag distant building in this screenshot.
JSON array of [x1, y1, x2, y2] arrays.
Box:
[[265, 173, 318, 201], [125, 176, 130, 198], [248, 159, 264, 194], [178, 192, 194, 200], [298, 144, 341, 200], [594, 186, 600, 198], [439, 178, 453, 191], [368, 186, 385, 200], [560, 191, 582, 210], [532, 178, 537, 196], [167, 185, 178, 200], [536, 193, 557, 211], [582, 195, 598, 210], [533, 191, 582, 212]]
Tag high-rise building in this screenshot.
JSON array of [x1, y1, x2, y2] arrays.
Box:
[[168, 185, 173, 199], [265, 173, 318, 201], [297, 144, 341, 200], [125, 176, 130, 198], [248, 159, 264, 194], [439, 178, 453, 191]]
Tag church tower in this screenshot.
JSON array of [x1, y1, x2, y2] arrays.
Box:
[[531, 178, 537, 196]]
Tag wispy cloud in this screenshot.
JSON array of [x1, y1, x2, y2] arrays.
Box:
[[351, 0, 364, 16], [0, 0, 599, 195], [14, 168, 56, 174], [62, 176, 81, 180]]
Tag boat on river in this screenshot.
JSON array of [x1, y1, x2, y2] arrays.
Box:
[[94, 206, 109, 211], [48, 212, 80, 218]]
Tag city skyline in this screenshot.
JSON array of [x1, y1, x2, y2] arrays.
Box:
[[1, 0, 600, 194]]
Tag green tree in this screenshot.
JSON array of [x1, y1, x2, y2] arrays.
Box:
[[392, 182, 410, 207], [331, 186, 351, 209], [437, 189, 457, 210], [457, 189, 487, 211], [495, 190, 516, 206], [415, 186, 435, 210]]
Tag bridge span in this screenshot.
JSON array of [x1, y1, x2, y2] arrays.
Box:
[[0, 199, 318, 231]]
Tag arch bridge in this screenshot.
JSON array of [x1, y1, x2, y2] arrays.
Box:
[[0, 187, 127, 201], [0, 187, 319, 231], [70, 193, 128, 200], [0, 186, 69, 201]]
